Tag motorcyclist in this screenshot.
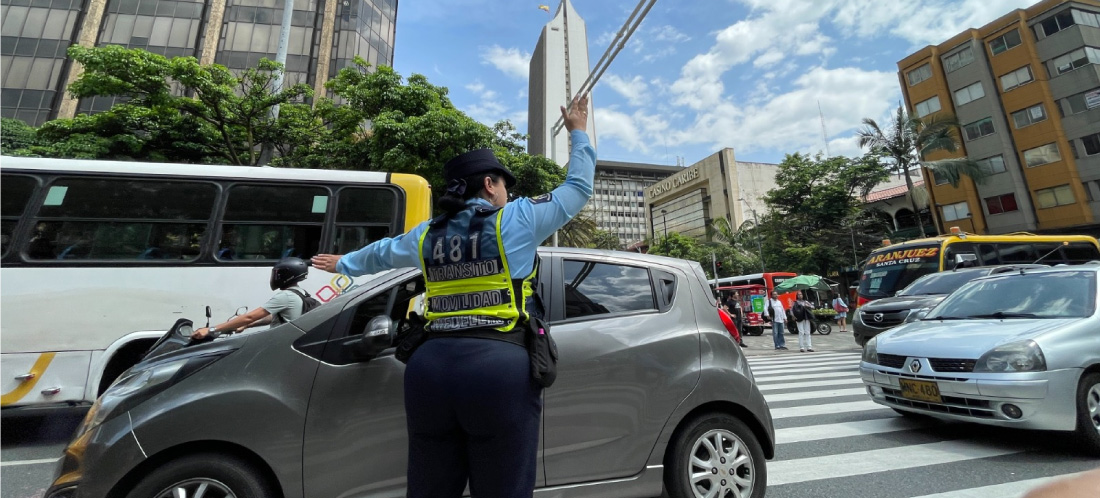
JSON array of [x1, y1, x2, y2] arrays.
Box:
[[191, 257, 312, 340]]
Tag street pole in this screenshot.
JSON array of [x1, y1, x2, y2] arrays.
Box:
[[258, 0, 294, 165], [661, 209, 668, 240], [850, 224, 858, 267], [751, 208, 765, 273], [711, 251, 717, 280]]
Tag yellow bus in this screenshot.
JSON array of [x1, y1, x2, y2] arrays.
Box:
[[856, 227, 1100, 306], [1, 156, 431, 409]]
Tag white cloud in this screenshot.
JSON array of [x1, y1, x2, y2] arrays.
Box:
[[604, 74, 649, 106], [464, 79, 509, 125], [480, 45, 531, 80], [595, 107, 671, 154], [652, 25, 690, 43]]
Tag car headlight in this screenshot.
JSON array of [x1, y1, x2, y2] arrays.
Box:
[[974, 340, 1046, 373], [862, 336, 878, 364], [905, 308, 931, 323], [77, 351, 232, 436]]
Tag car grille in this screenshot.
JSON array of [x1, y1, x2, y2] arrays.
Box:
[[877, 353, 906, 368], [859, 310, 907, 327], [881, 387, 995, 418], [928, 358, 977, 373]]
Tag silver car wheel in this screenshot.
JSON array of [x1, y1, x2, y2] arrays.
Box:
[[152, 478, 236, 498], [1088, 383, 1100, 435], [689, 428, 754, 498]]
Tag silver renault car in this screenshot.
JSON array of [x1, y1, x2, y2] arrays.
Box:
[[860, 263, 1100, 454], [46, 248, 774, 498]]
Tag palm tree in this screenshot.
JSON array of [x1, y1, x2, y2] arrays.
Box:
[[555, 209, 600, 248], [858, 105, 987, 237]]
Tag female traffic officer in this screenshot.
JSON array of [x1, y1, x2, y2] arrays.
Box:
[[311, 94, 593, 498]]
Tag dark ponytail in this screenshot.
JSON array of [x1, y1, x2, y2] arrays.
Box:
[[437, 172, 503, 216]]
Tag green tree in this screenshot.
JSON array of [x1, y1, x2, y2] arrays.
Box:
[[0, 118, 39, 154], [586, 230, 622, 250], [858, 106, 987, 237], [757, 152, 892, 275]]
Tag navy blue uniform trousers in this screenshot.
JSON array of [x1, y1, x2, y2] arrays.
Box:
[[404, 336, 542, 498]]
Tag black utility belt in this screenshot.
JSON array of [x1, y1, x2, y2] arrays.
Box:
[[427, 328, 526, 347]]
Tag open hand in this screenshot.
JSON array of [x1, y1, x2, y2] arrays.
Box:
[[560, 93, 589, 133], [311, 254, 343, 273]]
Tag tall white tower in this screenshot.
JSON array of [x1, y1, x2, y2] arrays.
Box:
[[528, 0, 597, 166]]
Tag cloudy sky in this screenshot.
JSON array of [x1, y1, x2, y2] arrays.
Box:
[[392, 0, 1039, 166]]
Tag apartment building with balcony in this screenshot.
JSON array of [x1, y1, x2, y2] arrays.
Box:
[[898, 0, 1100, 237]]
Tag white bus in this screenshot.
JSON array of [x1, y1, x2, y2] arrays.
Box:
[[0, 156, 431, 409]]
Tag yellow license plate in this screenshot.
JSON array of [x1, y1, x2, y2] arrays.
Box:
[[899, 378, 942, 403]]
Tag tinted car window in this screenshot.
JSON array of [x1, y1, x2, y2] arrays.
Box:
[[563, 260, 655, 319], [929, 271, 1096, 319], [899, 270, 986, 296]]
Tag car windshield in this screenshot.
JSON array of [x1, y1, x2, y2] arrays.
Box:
[[927, 271, 1096, 320], [897, 270, 987, 296], [858, 244, 941, 298]]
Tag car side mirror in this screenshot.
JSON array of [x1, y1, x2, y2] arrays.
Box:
[[351, 315, 394, 360]]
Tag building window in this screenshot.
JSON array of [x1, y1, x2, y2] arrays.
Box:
[[1011, 104, 1047, 128], [977, 155, 1007, 175], [943, 46, 974, 73], [1081, 133, 1100, 156], [1084, 180, 1100, 202], [1062, 88, 1100, 115], [1023, 143, 1062, 167], [954, 82, 985, 106], [1000, 66, 1033, 91], [941, 201, 970, 221], [932, 170, 950, 186], [907, 64, 932, 86], [963, 117, 995, 141], [984, 193, 1019, 215], [1035, 185, 1076, 209], [1039, 9, 1077, 37], [914, 96, 941, 118], [1051, 47, 1100, 75], [989, 29, 1022, 55]]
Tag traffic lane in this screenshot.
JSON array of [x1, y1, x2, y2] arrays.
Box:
[[2, 410, 83, 498], [741, 323, 860, 356]]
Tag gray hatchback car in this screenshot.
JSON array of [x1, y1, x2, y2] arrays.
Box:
[[46, 248, 774, 498]]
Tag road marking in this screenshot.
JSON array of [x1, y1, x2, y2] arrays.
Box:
[[769, 400, 885, 419], [751, 358, 862, 371], [752, 364, 859, 375], [908, 471, 1087, 497], [748, 353, 861, 365], [775, 416, 933, 444], [764, 387, 868, 403], [758, 378, 866, 392], [0, 457, 59, 467], [768, 439, 1024, 485], [753, 371, 862, 383]]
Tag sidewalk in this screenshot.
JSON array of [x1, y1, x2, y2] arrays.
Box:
[[739, 325, 862, 356]]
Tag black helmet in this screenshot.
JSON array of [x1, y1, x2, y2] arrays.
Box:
[[271, 257, 309, 290]]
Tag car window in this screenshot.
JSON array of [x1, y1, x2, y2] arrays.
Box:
[[563, 259, 656, 319], [899, 270, 984, 296], [929, 271, 1096, 319]]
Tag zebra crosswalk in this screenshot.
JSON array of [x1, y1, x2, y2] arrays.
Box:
[[747, 352, 1097, 498]]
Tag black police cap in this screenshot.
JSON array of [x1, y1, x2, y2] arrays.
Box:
[[443, 149, 517, 188]]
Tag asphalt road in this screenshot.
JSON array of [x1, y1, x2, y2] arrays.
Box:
[[3, 335, 1095, 498]]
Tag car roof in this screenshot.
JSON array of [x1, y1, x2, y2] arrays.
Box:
[[966, 262, 1100, 281], [536, 246, 701, 272]]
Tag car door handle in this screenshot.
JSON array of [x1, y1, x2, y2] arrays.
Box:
[[40, 387, 61, 395], [14, 373, 36, 381]]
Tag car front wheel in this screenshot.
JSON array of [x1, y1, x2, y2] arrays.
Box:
[[1075, 373, 1100, 456], [125, 453, 275, 498], [665, 413, 766, 498]]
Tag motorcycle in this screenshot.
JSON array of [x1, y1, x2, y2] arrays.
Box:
[[143, 306, 248, 361]]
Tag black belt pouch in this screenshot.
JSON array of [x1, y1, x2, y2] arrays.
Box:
[[525, 316, 558, 388], [394, 313, 428, 364]]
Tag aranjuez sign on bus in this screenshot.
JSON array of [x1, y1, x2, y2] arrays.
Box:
[[649, 168, 700, 198]]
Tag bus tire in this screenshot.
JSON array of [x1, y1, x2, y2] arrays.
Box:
[[98, 340, 155, 395]]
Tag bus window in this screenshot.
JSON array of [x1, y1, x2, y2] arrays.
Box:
[[333, 187, 397, 254], [1, 175, 36, 258], [1063, 242, 1100, 263], [220, 184, 327, 260], [997, 243, 1038, 264], [857, 244, 941, 300], [26, 178, 216, 261], [943, 243, 975, 269], [977, 243, 1000, 265], [1032, 242, 1062, 264]]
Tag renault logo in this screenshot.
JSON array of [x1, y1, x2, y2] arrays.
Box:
[[910, 360, 922, 373], [873, 313, 884, 323]]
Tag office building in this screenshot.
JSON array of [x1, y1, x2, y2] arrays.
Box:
[[528, 0, 596, 165], [1, 0, 397, 126], [644, 148, 779, 243], [898, 0, 1100, 236], [590, 159, 682, 248]]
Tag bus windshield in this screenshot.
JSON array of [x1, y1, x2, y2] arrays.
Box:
[[858, 244, 941, 299]]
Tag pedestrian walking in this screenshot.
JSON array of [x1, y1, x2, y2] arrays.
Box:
[[762, 290, 788, 350], [792, 291, 814, 352], [311, 94, 594, 498], [832, 292, 849, 333]]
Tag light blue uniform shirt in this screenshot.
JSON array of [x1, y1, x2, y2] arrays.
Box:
[[336, 130, 596, 278]]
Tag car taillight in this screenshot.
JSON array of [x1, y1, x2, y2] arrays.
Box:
[[857, 295, 872, 307]]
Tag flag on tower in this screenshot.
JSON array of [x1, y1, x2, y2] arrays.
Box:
[[538, 4, 550, 12]]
